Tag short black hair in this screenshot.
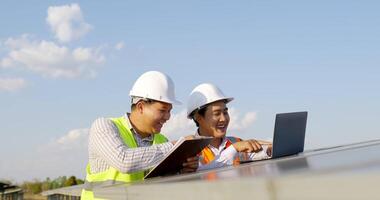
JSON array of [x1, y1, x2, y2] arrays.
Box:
[[191, 106, 208, 127]]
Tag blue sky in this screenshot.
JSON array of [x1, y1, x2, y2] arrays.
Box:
[[1, 1, 379, 182]]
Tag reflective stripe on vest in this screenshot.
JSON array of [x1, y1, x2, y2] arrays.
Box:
[[199, 136, 248, 166], [81, 116, 168, 200]]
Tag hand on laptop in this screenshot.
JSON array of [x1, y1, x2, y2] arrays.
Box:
[[256, 140, 273, 157], [263, 143, 272, 157], [233, 139, 263, 153]]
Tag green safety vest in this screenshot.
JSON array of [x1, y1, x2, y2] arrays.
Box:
[[81, 116, 168, 200]]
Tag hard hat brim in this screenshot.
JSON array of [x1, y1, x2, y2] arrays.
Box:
[[131, 95, 182, 105], [187, 97, 234, 118], [165, 99, 182, 105]]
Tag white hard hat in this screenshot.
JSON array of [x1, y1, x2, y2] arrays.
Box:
[[129, 71, 181, 105], [187, 83, 234, 118]]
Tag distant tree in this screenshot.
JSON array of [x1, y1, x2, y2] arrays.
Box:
[[21, 175, 84, 194], [23, 179, 42, 194], [60, 176, 67, 187], [76, 178, 84, 185], [50, 179, 60, 189], [52, 176, 67, 188], [31, 183, 42, 194], [64, 176, 77, 187], [41, 177, 51, 191]]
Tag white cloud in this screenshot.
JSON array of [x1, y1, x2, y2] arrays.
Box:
[[46, 3, 92, 43], [37, 128, 89, 154], [55, 128, 89, 150], [115, 42, 125, 50], [0, 4, 112, 81], [1, 35, 105, 79], [162, 108, 258, 140], [0, 77, 27, 92], [228, 108, 257, 132]]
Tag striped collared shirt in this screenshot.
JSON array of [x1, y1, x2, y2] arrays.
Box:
[[88, 113, 173, 174]]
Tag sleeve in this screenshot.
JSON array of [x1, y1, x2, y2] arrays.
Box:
[[197, 145, 238, 171], [89, 117, 174, 173]]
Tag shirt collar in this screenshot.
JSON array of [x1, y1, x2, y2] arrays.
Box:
[[218, 137, 229, 150], [124, 113, 154, 142]]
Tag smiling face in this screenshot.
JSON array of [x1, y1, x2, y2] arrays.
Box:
[[196, 100, 230, 138], [135, 100, 172, 135]]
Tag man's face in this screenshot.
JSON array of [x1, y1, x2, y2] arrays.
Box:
[[141, 101, 172, 134], [197, 101, 230, 138]]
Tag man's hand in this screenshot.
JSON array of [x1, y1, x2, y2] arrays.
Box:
[[256, 140, 272, 157], [180, 156, 199, 173], [264, 143, 273, 157], [232, 139, 263, 153]]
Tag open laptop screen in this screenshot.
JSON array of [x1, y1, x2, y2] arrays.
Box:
[[272, 112, 308, 158]]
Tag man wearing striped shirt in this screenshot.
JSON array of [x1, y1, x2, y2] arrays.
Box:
[[81, 71, 198, 199]]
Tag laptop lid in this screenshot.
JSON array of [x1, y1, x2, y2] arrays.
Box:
[[272, 111, 308, 159]]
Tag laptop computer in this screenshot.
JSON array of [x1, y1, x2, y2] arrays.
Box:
[[271, 111, 307, 158], [241, 111, 308, 163]]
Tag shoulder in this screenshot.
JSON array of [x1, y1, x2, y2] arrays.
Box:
[[91, 117, 114, 126], [90, 117, 117, 134]]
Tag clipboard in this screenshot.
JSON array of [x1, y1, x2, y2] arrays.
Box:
[[145, 136, 213, 179]]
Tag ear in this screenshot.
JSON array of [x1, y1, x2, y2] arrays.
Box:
[[194, 112, 202, 123], [135, 101, 145, 114]]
